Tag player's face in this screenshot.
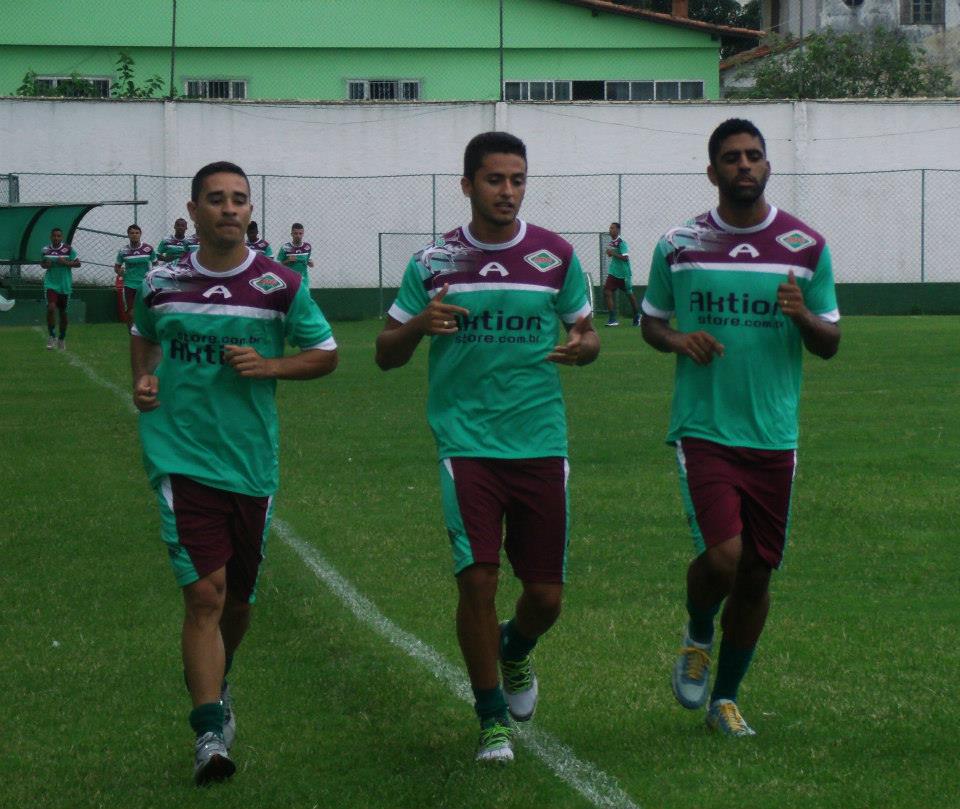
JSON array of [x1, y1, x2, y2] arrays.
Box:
[[708, 133, 770, 206], [50, 230, 63, 247], [461, 152, 527, 229], [291, 227, 304, 245], [128, 227, 142, 246], [609, 224, 619, 238], [247, 225, 258, 241], [187, 172, 252, 250], [174, 219, 187, 238]]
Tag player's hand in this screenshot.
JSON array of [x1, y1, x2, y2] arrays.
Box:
[[133, 374, 160, 412], [307, 260, 314, 268], [548, 316, 596, 365], [115, 267, 124, 277], [417, 283, 470, 335], [225, 344, 277, 378], [675, 331, 725, 365], [284, 258, 297, 265], [777, 270, 806, 320], [605, 247, 615, 257]]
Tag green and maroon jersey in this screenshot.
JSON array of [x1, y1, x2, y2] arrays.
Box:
[[389, 220, 591, 460], [116, 242, 157, 290], [133, 249, 336, 496], [41, 243, 77, 294], [642, 205, 839, 450]]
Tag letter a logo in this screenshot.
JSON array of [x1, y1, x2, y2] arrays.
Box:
[[729, 243, 760, 258], [479, 262, 509, 277], [203, 285, 232, 299]]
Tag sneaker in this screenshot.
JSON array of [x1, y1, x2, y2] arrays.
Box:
[[672, 631, 712, 709], [475, 719, 514, 764], [706, 699, 757, 737], [57, 338, 66, 351], [604, 320, 620, 327], [193, 731, 236, 785], [220, 684, 236, 750], [499, 622, 538, 722], [46, 335, 55, 350], [632, 315, 641, 327]]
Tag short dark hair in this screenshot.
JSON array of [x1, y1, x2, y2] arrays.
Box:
[[291, 222, 304, 230], [51, 227, 62, 235], [463, 131, 527, 181], [708, 119, 766, 165], [174, 217, 187, 225], [247, 220, 259, 230], [127, 224, 141, 233], [610, 222, 620, 229], [191, 160, 249, 202]]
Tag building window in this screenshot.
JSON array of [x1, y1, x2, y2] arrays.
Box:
[[184, 80, 247, 99], [34, 75, 111, 97], [901, 0, 944, 23], [503, 81, 571, 101], [348, 80, 421, 101], [602, 80, 702, 101]]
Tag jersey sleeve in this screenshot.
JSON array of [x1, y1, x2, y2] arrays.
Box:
[[640, 239, 675, 319], [556, 251, 591, 324], [69, 247, 78, 262], [133, 285, 158, 342], [618, 239, 630, 260], [115, 249, 124, 265], [388, 256, 431, 323], [284, 282, 336, 350], [277, 246, 288, 263], [263, 243, 274, 258], [805, 244, 840, 323]]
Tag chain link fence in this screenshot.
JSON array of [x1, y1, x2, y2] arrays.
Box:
[[4, 169, 959, 301]]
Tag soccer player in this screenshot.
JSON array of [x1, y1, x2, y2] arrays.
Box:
[[276, 223, 313, 286], [245, 220, 273, 258], [130, 161, 338, 785], [114, 224, 156, 326], [603, 222, 639, 327], [156, 217, 191, 264], [640, 118, 840, 736], [376, 132, 599, 764], [40, 227, 80, 349]]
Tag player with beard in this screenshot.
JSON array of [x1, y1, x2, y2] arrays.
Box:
[[640, 119, 840, 736], [376, 132, 599, 764]]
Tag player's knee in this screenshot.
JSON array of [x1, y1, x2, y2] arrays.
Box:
[[523, 583, 563, 622], [183, 576, 227, 623], [457, 564, 499, 607]]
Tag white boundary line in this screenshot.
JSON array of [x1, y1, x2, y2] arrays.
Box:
[[50, 334, 640, 809]]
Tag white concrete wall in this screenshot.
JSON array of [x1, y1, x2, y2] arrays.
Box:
[[2, 98, 959, 286]]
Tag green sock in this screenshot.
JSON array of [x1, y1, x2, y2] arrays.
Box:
[[473, 686, 508, 725], [500, 618, 537, 662], [686, 597, 720, 645], [608, 309, 616, 321], [189, 701, 225, 737], [48, 326, 55, 337], [710, 638, 755, 703]]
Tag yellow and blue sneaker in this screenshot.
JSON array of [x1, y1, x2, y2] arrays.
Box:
[[706, 699, 756, 737], [672, 631, 712, 709]]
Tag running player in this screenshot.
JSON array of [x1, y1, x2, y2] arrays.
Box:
[[245, 220, 273, 258], [156, 218, 191, 264], [40, 227, 80, 349], [640, 118, 841, 737], [114, 225, 156, 326], [131, 161, 338, 785], [376, 132, 599, 764], [603, 222, 639, 326], [276, 223, 312, 286]]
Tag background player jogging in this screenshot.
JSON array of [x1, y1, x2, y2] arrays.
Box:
[[376, 131, 599, 764], [640, 118, 840, 737], [40, 227, 80, 349], [131, 160, 338, 785], [603, 222, 639, 326]]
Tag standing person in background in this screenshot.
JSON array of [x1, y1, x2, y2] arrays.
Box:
[[640, 118, 840, 737], [245, 221, 273, 258], [277, 223, 312, 287], [131, 161, 338, 785], [603, 222, 639, 327], [114, 224, 156, 327], [376, 131, 599, 765], [156, 218, 192, 264], [40, 227, 80, 350]]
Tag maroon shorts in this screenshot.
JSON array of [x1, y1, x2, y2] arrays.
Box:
[[123, 286, 137, 313], [45, 289, 68, 309], [158, 474, 273, 603], [676, 437, 796, 568], [441, 457, 570, 583], [604, 274, 630, 293]]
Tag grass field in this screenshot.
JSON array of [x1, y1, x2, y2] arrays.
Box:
[[1, 316, 957, 809]]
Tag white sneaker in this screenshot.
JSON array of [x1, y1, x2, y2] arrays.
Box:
[[475, 719, 514, 764], [499, 622, 538, 722], [46, 335, 55, 350], [671, 631, 712, 710], [194, 731, 235, 786], [57, 338, 66, 351]]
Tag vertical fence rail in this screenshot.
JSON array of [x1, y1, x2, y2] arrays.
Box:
[[920, 169, 926, 283], [132, 175, 139, 226]]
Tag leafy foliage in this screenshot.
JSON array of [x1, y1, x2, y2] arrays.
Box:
[[110, 51, 166, 99], [734, 26, 955, 98], [16, 70, 102, 98]]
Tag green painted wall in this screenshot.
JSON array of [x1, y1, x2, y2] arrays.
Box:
[[0, 0, 723, 100]]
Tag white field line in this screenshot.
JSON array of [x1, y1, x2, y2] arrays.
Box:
[[53, 337, 640, 809]]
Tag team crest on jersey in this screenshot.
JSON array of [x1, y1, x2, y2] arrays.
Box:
[[776, 230, 816, 252], [250, 272, 286, 294], [524, 250, 561, 273]]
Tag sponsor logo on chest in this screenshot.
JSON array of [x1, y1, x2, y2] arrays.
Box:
[[250, 272, 287, 294], [523, 250, 562, 272]]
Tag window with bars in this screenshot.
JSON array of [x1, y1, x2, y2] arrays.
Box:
[[184, 80, 247, 99], [901, 0, 944, 23], [604, 80, 703, 101], [503, 81, 571, 101], [35, 76, 111, 97], [347, 80, 421, 100]]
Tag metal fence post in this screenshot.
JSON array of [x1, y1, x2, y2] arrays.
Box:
[[920, 169, 926, 283], [261, 175, 267, 234], [378, 231, 384, 317], [431, 174, 437, 240], [617, 173, 622, 225], [133, 174, 139, 226], [9, 174, 21, 283]]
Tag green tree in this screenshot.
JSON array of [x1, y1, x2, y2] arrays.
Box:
[[110, 51, 166, 99], [612, 0, 761, 57], [737, 26, 954, 98], [16, 70, 101, 98]]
